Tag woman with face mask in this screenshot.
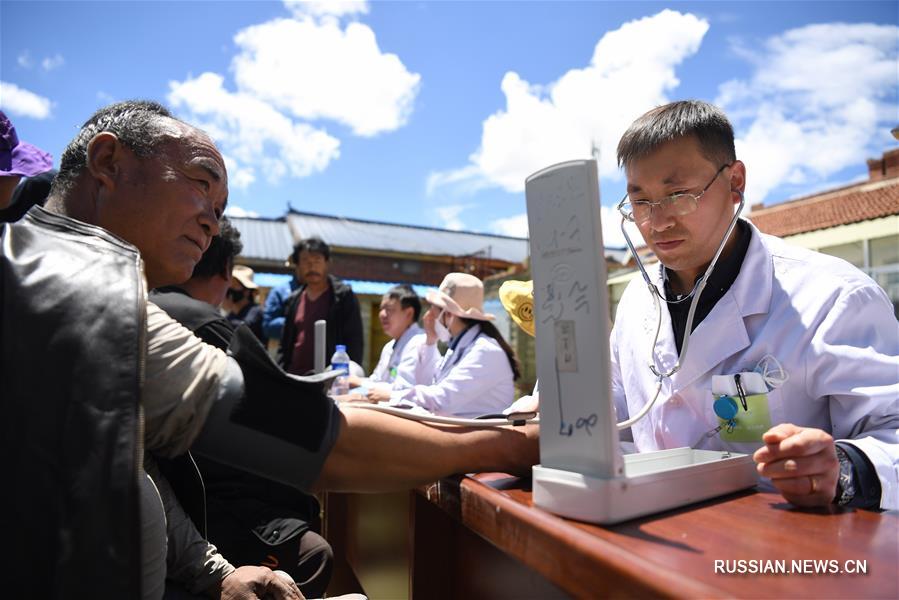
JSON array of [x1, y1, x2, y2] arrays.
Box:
[[223, 265, 266, 343], [381, 273, 521, 418]]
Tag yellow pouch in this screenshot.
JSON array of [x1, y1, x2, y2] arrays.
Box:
[[716, 392, 772, 443]]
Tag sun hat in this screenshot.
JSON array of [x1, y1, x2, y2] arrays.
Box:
[[426, 272, 495, 321], [499, 279, 534, 337], [0, 111, 53, 178], [231, 265, 258, 289]]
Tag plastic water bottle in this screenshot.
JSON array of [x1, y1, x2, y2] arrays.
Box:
[[330, 344, 350, 396]]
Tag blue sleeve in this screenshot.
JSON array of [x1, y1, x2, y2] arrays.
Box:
[[262, 284, 288, 341]]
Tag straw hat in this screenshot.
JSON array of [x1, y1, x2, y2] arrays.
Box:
[[231, 265, 258, 289], [426, 273, 494, 321], [499, 279, 534, 337]]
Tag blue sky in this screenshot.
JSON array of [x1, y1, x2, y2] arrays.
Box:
[[2, 1, 896, 246]]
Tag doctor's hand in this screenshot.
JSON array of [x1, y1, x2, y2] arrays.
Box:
[[366, 387, 392, 403], [753, 423, 839, 507], [422, 308, 438, 345]]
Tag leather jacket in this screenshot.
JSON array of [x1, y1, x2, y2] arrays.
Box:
[[1, 207, 144, 599]]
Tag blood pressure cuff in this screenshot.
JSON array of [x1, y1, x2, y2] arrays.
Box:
[[191, 325, 341, 491]]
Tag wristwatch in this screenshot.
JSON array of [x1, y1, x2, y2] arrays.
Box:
[[833, 445, 856, 506]]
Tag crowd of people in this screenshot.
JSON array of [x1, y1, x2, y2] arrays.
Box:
[[1, 97, 896, 600]]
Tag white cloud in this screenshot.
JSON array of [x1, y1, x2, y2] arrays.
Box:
[[220, 153, 257, 190], [232, 16, 420, 136], [491, 213, 528, 238], [426, 165, 490, 197], [490, 206, 640, 249], [96, 90, 116, 104], [17, 52, 32, 69], [717, 22, 899, 203], [434, 204, 472, 231], [169, 72, 341, 187], [224, 205, 260, 218], [167, 4, 419, 196], [283, 0, 368, 20], [429, 10, 709, 195], [41, 54, 65, 71], [0, 81, 52, 119]]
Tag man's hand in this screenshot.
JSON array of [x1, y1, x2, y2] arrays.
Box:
[[753, 423, 839, 507], [215, 565, 304, 600]]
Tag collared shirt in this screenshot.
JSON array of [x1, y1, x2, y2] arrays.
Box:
[[369, 323, 427, 390], [665, 219, 752, 354]]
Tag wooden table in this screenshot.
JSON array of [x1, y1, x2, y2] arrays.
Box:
[[326, 474, 899, 599]]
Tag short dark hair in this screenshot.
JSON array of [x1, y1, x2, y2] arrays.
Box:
[[617, 100, 736, 170], [192, 217, 243, 279], [291, 236, 330, 262], [384, 284, 422, 321], [51, 100, 181, 197]]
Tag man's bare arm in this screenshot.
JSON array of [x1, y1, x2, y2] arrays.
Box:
[[313, 406, 539, 493]]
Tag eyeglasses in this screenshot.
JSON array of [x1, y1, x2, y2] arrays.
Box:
[[618, 163, 731, 224]]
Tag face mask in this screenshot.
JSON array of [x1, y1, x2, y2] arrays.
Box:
[[434, 310, 452, 343]]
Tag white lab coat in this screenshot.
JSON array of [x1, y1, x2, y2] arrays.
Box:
[[368, 323, 427, 390], [611, 221, 899, 509], [390, 324, 515, 418]]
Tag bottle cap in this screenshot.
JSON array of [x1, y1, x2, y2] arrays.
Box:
[[336, 344, 346, 351]]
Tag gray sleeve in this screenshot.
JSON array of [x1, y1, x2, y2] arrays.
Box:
[[191, 357, 342, 492], [142, 302, 232, 458], [144, 457, 235, 594]]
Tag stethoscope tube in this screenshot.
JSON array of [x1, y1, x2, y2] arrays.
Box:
[[615, 190, 745, 430]]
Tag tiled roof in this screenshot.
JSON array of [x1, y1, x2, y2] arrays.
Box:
[[747, 177, 899, 238]]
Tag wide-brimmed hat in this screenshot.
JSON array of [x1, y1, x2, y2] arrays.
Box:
[[426, 272, 494, 321], [0, 111, 53, 178], [231, 265, 258, 289], [499, 279, 534, 337]]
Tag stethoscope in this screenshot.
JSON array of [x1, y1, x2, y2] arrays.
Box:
[[615, 189, 745, 430], [436, 321, 479, 379]]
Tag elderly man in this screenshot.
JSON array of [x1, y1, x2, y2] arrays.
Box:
[[1, 101, 537, 599]]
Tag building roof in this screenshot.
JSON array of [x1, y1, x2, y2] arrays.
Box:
[[229, 216, 295, 263], [286, 210, 529, 263], [249, 272, 439, 297], [747, 176, 899, 238], [231, 209, 631, 267]]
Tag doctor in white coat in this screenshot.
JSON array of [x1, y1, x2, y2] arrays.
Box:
[[387, 273, 520, 418], [351, 284, 429, 397], [611, 100, 898, 510]]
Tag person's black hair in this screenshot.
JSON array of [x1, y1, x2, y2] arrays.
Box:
[[192, 216, 243, 280], [460, 318, 522, 381], [383, 284, 422, 322], [617, 100, 736, 170], [291, 236, 330, 262], [51, 100, 181, 197]]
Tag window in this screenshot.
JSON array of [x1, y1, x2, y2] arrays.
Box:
[[870, 234, 899, 268], [819, 241, 864, 267]]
